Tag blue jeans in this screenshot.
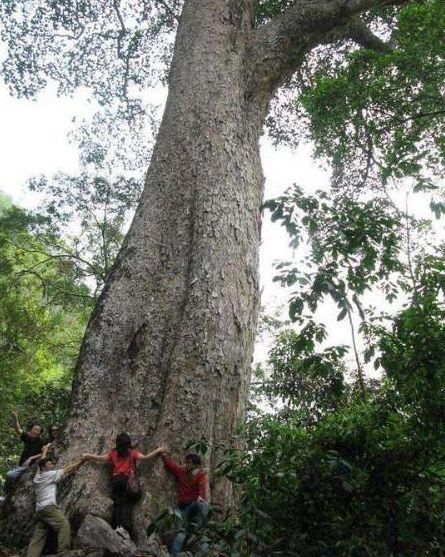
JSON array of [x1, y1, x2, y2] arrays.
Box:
[[7, 466, 28, 481], [170, 500, 209, 556], [3, 466, 28, 494]]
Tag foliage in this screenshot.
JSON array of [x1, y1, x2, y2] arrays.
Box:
[[206, 278, 445, 556], [0, 194, 90, 478], [262, 325, 348, 424], [0, 0, 178, 103], [263, 186, 406, 322], [256, 0, 294, 23], [27, 171, 143, 296], [268, 0, 445, 192], [201, 146, 445, 554]]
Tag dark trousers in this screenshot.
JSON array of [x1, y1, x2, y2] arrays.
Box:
[[111, 475, 132, 534], [170, 500, 209, 556]]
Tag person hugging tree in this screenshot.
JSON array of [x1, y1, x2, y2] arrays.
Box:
[[161, 449, 209, 557], [83, 432, 165, 539], [26, 445, 86, 557]]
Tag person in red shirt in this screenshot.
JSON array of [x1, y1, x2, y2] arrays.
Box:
[[83, 433, 164, 539], [161, 450, 209, 556]]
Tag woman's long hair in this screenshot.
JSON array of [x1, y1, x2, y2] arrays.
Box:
[[115, 433, 132, 458]]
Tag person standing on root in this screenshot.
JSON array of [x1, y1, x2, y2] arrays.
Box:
[[82, 433, 165, 539], [26, 447, 86, 557], [4, 412, 45, 490], [161, 450, 209, 557]]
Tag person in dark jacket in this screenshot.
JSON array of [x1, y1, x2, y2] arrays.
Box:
[[4, 412, 45, 490]]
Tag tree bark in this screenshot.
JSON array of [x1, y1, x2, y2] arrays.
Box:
[[62, 0, 266, 540]]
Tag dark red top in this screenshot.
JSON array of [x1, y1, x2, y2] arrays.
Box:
[[19, 432, 45, 466], [106, 449, 144, 477], [162, 455, 207, 504]]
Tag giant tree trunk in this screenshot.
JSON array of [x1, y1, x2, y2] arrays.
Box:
[[62, 0, 267, 540]]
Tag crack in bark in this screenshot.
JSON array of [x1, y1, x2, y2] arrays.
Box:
[[127, 323, 148, 371], [153, 187, 200, 432]]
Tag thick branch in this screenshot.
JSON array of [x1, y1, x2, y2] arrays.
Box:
[[322, 17, 393, 52], [251, 0, 410, 94]]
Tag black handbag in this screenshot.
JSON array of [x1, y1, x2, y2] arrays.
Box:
[[127, 473, 142, 501]]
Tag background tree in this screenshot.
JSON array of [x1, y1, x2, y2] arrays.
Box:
[[0, 0, 443, 545], [0, 194, 90, 481], [28, 171, 143, 297]]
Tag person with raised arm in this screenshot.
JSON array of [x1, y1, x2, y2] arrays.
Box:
[[26, 445, 86, 557], [83, 432, 165, 539], [4, 412, 45, 490]]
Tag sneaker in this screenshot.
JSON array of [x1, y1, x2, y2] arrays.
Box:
[[115, 526, 131, 541]]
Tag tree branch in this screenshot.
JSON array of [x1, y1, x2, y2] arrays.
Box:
[[113, 0, 127, 60], [113, 0, 127, 35], [251, 0, 410, 95], [321, 17, 393, 52], [155, 0, 180, 23]]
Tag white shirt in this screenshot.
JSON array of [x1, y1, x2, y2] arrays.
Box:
[[33, 469, 64, 511]]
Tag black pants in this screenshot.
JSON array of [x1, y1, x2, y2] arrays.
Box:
[[111, 475, 132, 534]]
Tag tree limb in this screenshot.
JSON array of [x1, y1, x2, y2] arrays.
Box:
[[112, 0, 127, 34], [321, 17, 393, 52], [251, 0, 411, 94], [113, 0, 127, 60], [155, 0, 180, 23]]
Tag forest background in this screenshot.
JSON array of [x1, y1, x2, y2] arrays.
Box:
[[0, 0, 445, 555]]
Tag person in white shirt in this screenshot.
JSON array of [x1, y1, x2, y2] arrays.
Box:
[[26, 449, 86, 557]]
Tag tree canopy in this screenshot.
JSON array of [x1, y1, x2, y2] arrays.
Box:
[[1, 0, 443, 185]]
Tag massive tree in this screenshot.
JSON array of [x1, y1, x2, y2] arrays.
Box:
[[1, 0, 442, 545]]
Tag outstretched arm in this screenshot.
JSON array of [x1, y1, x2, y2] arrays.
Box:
[[82, 452, 109, 463], [40, 443, 51, 458], [161, 452, 184, 479], [63, 457, 86, 477], [22, 443, 52, 466], [137, 446, 166, 462], [12, 411, 23, 436]]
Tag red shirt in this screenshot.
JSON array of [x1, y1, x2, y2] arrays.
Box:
[[162, 455, 207, 504], [106, 449, 143, 477]]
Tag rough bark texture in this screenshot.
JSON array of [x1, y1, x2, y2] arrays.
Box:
[[0, 0, 410, 548], [65, 0, 265, 540]]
